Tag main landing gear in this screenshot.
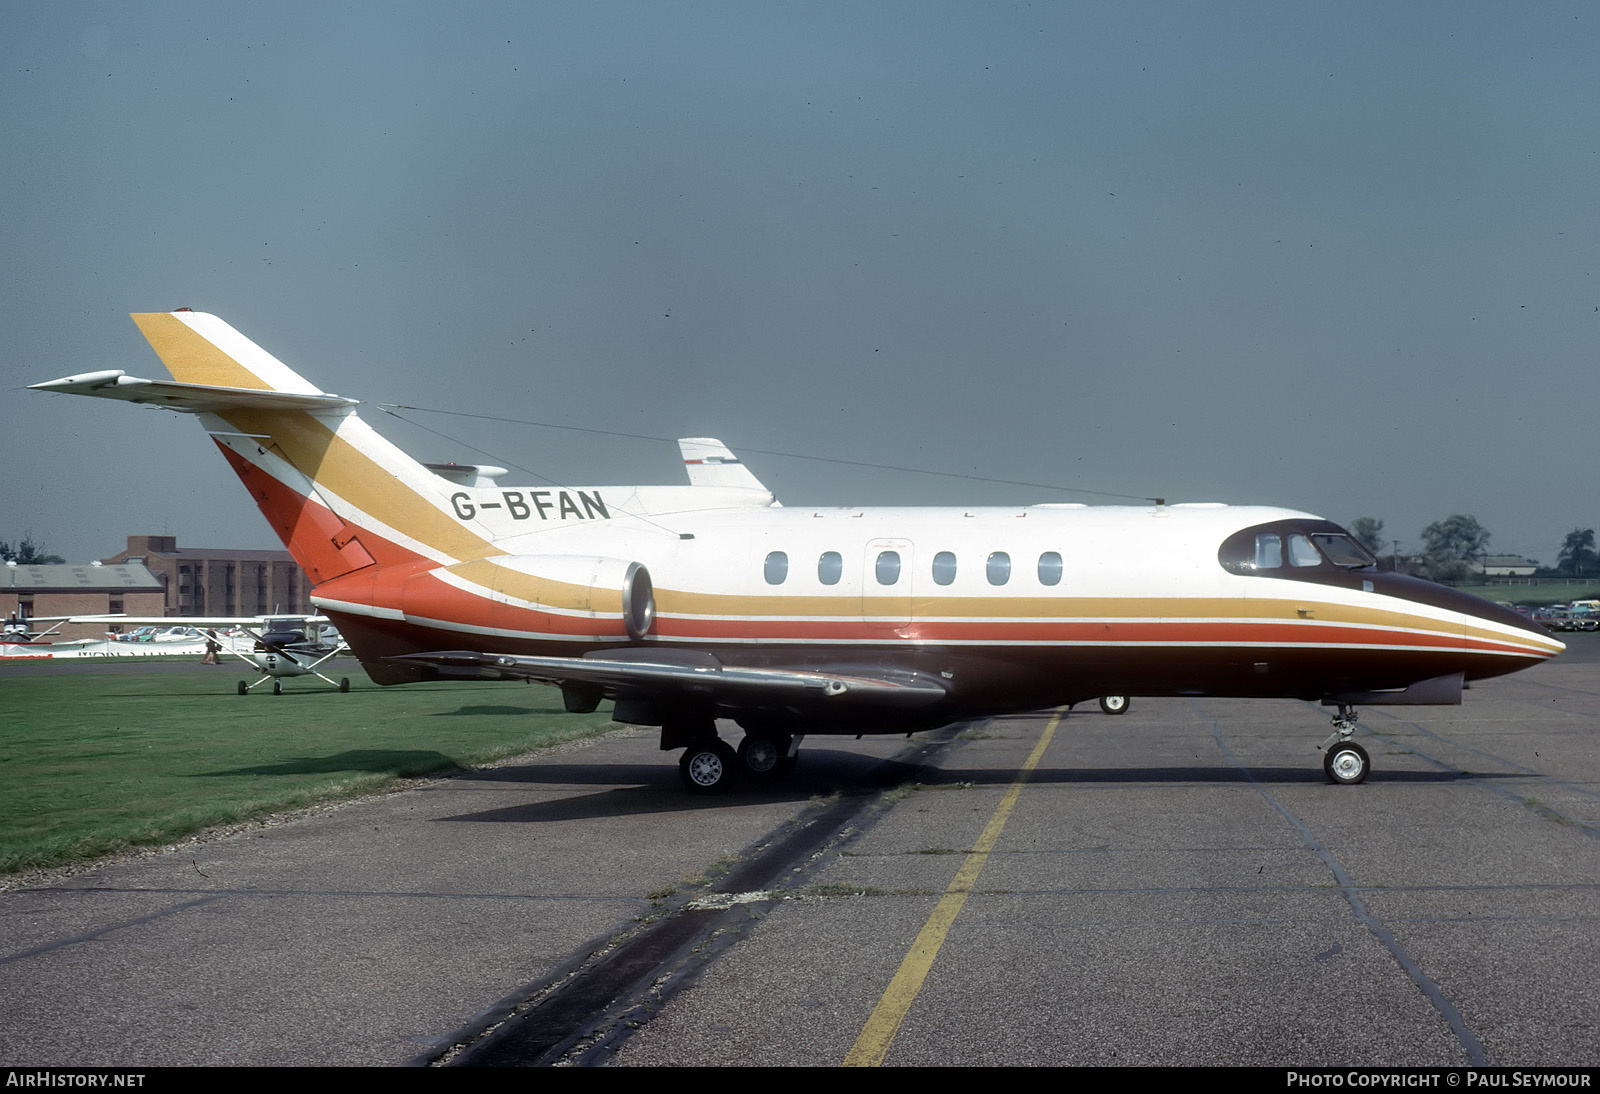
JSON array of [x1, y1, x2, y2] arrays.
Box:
[[675, 725, 801, 794], [237, 676, 351, 696], [679, 739, 737, 792], [1320, 704, 1370, 785]]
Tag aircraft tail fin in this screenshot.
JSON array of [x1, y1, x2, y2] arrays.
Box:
[[32, 311, 496, 583], [679, 437, 776, 499], [129, 310, 334, 396]]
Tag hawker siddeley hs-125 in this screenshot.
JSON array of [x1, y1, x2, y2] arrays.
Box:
[[31, 311, 1562, 791]]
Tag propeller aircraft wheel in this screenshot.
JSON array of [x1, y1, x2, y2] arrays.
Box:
[[237, 681, 248, 695], [1323, 741, 1370, 785], [339, 678, 350, 693], [680, 740, 736, 794], [1099, 695, 1130, 715], [272, 680, 282, 696]]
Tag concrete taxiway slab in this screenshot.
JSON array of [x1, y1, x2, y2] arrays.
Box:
[[2, 643, 1596, 1067], [611, 652, 1599, 1068], [0, 728, 911, 1067]]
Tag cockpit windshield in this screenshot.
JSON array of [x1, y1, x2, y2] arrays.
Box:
[[1309, 533, 1374, 568]]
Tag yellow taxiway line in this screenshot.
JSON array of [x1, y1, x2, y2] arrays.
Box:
[[844, 707, 1064, 1066]]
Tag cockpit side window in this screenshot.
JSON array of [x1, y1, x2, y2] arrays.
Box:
[[1288, 534, 1321, 567], [1255, 533, 1282, 569]]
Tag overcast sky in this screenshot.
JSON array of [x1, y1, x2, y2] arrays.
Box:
[[5, 2, 1596, 565]]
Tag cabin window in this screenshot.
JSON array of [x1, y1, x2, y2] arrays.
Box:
[[818, 551, 842, 585], [987, 551, 1011, 586], [764, 551, 788, 585], [875, 550, 901, 586], [1037, 551, 1063, 586], [932, 551, 957, 586]]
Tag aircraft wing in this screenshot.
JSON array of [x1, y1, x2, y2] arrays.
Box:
[[68, 614, 331, 627], [392, 649, 950, 710], [3, 616, 71, 640]]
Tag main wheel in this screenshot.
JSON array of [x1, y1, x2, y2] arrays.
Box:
[[679, 740, 737, 793], [738, 735, 791, 779], [1099, 695, 1130, 715], [237, 681, 248, 695], [1323, 741, 1370, 785], [339, 678, 350, 693]]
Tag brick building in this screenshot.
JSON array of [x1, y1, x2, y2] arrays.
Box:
[[99, 535, 313, 617], [2, 563, 165, 641]]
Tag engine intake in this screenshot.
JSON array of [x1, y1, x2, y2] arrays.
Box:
[[401, 554, 656, 641]]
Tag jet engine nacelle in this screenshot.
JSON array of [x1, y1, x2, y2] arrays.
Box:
[[403, 554, 655, 642]]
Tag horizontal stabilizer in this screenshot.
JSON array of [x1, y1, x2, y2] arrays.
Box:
[[29, 370, 358, 413]]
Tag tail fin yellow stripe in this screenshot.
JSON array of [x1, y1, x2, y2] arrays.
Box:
[[131, 312, 322, 394]]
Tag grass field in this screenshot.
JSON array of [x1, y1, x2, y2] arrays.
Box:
[[0, 667, 618, 876], [1454, 580, 1600, 606]]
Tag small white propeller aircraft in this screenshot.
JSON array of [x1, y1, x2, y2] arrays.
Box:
[[4, 615, 70, 644], [33, 311, 1562, 791], [70, 613, 350, 694]]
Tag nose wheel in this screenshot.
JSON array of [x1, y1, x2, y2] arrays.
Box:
[[1323, 740, 1370, 784], [1320, 704, 1370, 784]]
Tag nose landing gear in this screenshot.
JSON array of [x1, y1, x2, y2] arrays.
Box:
[[1320, 704, 1370, 784]]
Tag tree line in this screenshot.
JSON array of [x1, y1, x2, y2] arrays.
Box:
[[1348, 517, 1598, 582], [0, 535, 65, 565]]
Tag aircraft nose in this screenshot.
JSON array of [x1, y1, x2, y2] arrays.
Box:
[[1366, 572, 1563, 673], [1506, 605, 1565, 651], [1467, 591, 1565, 661]]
